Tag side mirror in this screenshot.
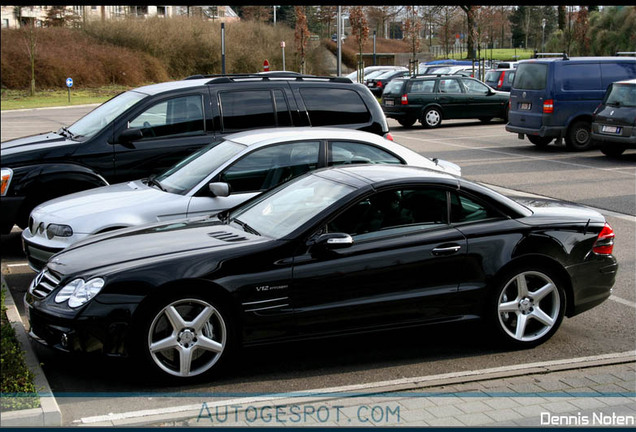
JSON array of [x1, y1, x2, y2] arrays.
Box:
[[118, 128, 144, 143], [209, 182, 231, 197], [310, 233, 353, 250]]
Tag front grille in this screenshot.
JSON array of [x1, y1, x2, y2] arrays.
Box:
[[29, 269, 61, 300]]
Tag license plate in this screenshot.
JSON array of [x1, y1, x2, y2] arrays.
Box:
[[367, 82, 373, 87], [519, 103, 531, 110], [384, 100, 394, 106], [601, 125, 621, 134]]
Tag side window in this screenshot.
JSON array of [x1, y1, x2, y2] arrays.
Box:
[[219, 141, 320, 193], [450, 192, 498, 223], [129, 95, 204, 138], [463, 79, 489, 95], [274, 90, 292, 127], [299, 88, 371, 126], [220, 90, 276, 131], [328, 141, 402, 166], [409, 80, 435, 93], [327, 188, 448, 240], [561, 64, 602, 91], [438, 79, 462, 93]]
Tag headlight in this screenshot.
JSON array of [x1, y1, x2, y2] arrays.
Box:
[[46, 223, 73, 239], [1, 168, 13, 196], [55, 278, 105, 308]]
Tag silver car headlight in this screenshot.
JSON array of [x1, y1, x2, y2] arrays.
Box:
[[46, 223, 73, 239], [1, 168, 13, 196], [55, 278, 105, 308]]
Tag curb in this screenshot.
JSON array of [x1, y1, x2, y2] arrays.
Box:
[[0, 274, 62, 427], [1, 104, 100, 114]]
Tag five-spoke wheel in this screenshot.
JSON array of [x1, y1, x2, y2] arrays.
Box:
[[494, 268, 565, 347], [144, 297, 229, 378]]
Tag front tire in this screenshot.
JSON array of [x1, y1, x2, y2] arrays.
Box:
[[139, 295, 232, 379], [492, 266, 566, 348], [421, 107, 442, 128], [398, 118, 416, 128]]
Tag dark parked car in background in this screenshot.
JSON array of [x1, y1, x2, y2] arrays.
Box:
[[25, 164, 617, 380], [1, 74, 389, 234], [484, 68, 516, 92], [365, 68, 410, 96], [592, 78, 636, 157], [381, 75, 509, 128]]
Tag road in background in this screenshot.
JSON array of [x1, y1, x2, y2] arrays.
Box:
[[1, 110, 634, 425]]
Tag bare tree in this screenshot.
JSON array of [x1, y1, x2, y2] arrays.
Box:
[[349, 5, 369, 75], [460, 5, 478, 58], [294, 6, 310, 74], [402, 6, 422, 68], [22, 21, 37, 96]]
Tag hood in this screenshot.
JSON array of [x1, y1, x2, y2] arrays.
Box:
[[516, 197, 606, 225], [48, 218, 267, 276], [30, 180, 185, 232], [1, 132, 80, 163]]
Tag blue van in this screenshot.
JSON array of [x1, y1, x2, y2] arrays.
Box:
[[506, 54, 636, 151]]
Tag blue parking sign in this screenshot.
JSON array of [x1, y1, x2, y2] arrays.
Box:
[[66, 77, 73, 88]]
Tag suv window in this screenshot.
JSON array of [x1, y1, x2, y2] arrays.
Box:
[[299, 88, 371, 126], [219, 141, 320, 193], [220, 90, 281, 131], [513, 63, 548, 90], [129, 95, 205, 138]]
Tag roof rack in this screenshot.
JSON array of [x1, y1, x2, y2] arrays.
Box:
[[533, 51, 569, 60], [615, 51, 636, 56], [183, 73, 353, 84]]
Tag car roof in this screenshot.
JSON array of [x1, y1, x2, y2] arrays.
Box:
[[318, 164, 456, 186], [613, 78, 636, 85], [131, 79, 211, 95], [224, 127, 392, 147]]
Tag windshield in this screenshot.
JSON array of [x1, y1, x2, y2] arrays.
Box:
[[605, 83, 636, 107], [155, 140, 245, 194], [228, 174, 355, 239], [66, 91, 147, 139], [512, 63, 547, 90]]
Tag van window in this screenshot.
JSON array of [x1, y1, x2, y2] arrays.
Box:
[[513, 63, 547, 90], [601, 62, 636, 86], [561, 64, 602, 90], [220, 90, 291, 131], [299, 88, 371, 126]]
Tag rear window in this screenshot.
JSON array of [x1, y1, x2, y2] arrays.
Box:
[[484, 71, 499, 82], [605, 83, 636, 107], [513, 63, 547, 90], [384, 80, 405, 94], [300, 88, 371, 126]]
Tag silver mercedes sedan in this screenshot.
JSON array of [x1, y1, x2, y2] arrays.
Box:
[[22, 127, 461, 271]]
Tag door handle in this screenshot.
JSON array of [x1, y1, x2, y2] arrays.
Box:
[[432, 244, 462, 256]]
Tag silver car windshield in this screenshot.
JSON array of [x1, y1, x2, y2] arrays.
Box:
[[229, 175, 355, 239], [66, 91, 147, 140]]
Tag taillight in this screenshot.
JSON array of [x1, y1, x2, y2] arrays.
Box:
[[593, 223, 615, 255], [384, 132, 394, 141], [377, 81, 383, 88], [543, 99, 554, 114], [497, 71, 505, 89], [401, 94, 408, 105]]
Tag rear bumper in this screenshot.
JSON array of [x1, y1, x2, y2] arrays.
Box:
[[591, 123, 636, 147], [505, 123, 565, 139], [566, 256, 618, 317]]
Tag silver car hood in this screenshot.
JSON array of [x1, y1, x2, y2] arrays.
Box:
[[29, 180, 189, 233]]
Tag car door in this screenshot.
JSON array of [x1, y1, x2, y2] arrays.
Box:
[[436, 78, 465, 119], [111, 92, 213, 183], [462, 78, 503, 118], [290, 185, 468, 336], [186, 140, 322, 218]]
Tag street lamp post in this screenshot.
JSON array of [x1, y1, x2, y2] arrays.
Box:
[[541, 19, 546, 52], [373, 30, 376, 66]]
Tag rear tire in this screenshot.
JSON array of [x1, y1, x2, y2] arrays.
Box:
[[600, 145, 626, 157], [397, 118, 416, 128], [565, 120, 593, 151], [527, 136, 552, 147]]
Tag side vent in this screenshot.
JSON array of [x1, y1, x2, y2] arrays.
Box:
[[207, 231, 248, 242]]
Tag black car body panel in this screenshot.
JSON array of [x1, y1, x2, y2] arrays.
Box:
[[24, 166, 617, 373], [1, 75, 389, 232], [591, 79, 636, 155]]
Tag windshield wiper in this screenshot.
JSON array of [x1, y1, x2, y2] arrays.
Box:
[[231, 218, 260, 236], [58, 127, 75, 139], [145, 174, 166, 192]]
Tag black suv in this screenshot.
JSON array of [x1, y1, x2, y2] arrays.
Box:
[[381, 75, 509, 128], [1, 74, 389, 233]]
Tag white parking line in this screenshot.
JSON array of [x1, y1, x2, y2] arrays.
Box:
[[610, 295, 636, 309]]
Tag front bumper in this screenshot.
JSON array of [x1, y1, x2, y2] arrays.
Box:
[[22, 228, 65, 272]]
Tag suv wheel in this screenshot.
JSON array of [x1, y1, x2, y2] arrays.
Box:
[[421, 107, 442, 128], [565, 120, 593, 151]]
